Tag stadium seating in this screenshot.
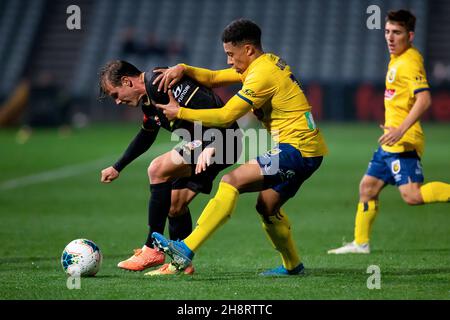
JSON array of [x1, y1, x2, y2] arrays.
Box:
[[0, 0, 443, 120]]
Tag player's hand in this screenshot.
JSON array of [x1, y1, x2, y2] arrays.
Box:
[[153, 65, 185, 93], [155, 89, 180, 121], [101, 166, 119, 183], [195, 147, 215, 174], [378, 125, 404, 146]]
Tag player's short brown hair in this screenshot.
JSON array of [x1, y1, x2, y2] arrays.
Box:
[[98, 60, 141, 99], [221, 18, 262, 49], [386, 9, 416, 32]]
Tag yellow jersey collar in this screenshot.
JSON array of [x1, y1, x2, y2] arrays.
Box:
[[390, 45, 414, 60], [240, 53, 267, 81]]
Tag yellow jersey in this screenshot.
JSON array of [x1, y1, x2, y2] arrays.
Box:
[[383, 46, 430, 156], [178, 53, 327, 157]]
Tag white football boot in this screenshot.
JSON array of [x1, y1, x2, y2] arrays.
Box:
[[327, 241, 370, 254]]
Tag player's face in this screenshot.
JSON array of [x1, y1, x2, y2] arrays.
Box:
[[223, 42, 251, 74], [104, 78, 142, 107], [385, 21, 413, 55]]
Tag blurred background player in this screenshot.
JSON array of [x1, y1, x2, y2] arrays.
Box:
[[152, 19, 327, 276], [99, 60, 241, 274], [328, 10, 450, 255]]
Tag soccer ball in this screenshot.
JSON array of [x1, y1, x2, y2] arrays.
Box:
[[61, 239, 102, 277]]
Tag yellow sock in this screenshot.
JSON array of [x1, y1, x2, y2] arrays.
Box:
[[184, 182, 239, 252], [420, 182, 450, 203], [354, 200, 378, 245], [260, 208, 300, 270]]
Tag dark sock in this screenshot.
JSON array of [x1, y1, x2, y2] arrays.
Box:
[[168, 207, 193, 241], [145, 182, 172, 248]]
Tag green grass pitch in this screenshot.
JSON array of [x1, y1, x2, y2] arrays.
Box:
[[0, 123, 449, 300]]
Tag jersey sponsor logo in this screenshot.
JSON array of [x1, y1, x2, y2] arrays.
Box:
[[391, 159, 401, 174], [414, 74, 428, 87], [387, 68, 396, 83], [279, 169, 296, 182], [384, 89, 396, 100], [173, 84, 191, 103], [243, 88, 256, 97]]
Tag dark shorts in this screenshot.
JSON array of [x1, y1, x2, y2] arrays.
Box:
[[256, 143, 323, 200], [172, 134, 242, 194], [366, 146, 424, 186], [172, 163, 231, 194]]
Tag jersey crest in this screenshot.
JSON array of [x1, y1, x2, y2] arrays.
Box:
[[386, 68, 396, 83]]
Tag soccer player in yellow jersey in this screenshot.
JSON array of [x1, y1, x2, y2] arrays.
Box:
[[328, 10, 450, 254], [150, 19, 328, 275]]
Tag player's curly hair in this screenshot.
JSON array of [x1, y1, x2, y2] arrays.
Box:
[[221, 18, 262, 49], [386, 9, 416, 32], [98, 60, 141, 100]]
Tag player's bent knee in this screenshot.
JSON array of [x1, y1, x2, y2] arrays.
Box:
[[147, 159, 162, 178], [400, 191, 423, 206], [359, 182, 378, 200], [168, 203, 187, 218], [255, 200, 275, 217], [148, 157, 172, 181]]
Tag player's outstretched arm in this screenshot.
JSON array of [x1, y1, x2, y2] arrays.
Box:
[[108, 127, 159, 176], [156, 90, 251, 127], [153, 64, 241, 92]]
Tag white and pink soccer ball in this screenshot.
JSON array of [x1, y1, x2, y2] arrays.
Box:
[[61, 239, 102, 277]]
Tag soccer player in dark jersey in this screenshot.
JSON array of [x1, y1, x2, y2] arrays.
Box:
[[98, 60, 241, 275]]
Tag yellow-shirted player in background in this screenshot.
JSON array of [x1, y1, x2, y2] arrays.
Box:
[[150, 18, 327, 275], [328, 10, 450, 254]]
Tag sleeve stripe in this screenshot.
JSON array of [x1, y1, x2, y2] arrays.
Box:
[[236, 92, 253, 106], [414, 88, 430, 94]]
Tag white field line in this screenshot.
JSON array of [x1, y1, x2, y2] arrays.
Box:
[[0, 143, 175, 191]]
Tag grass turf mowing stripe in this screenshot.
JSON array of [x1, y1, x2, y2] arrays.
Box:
[[0, 143, 175, 191]]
